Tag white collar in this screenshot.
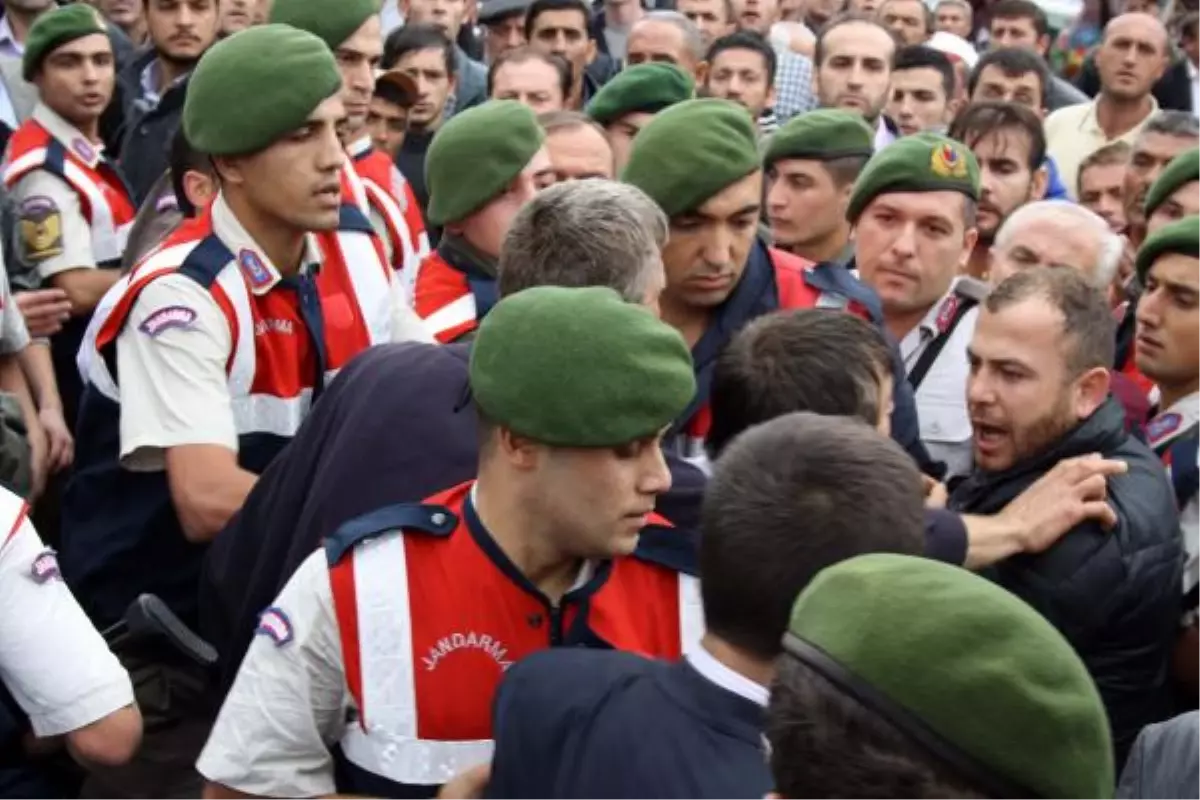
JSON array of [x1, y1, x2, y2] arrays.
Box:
[[32, 102, 103, 168], [346, 135, 374, 160], [0, 15, 21, 54], [686, 642, 769, 708], [210, 193, 323, 295]]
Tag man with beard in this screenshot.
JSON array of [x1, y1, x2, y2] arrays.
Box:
[[812, 14, 897, 149], [949, 266, 1182, 766], [271, 0, 429, 293], [116, 0, 219, 205], [851, 133, 985, 480], [948, 102, 1047, 280]]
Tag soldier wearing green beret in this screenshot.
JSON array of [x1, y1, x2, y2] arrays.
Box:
[[271, 0, 430, 283], [62, 26, 431, 794], [586, 62, 694, 171], [4, 3, 130, 439], [411, 99, 554, 342], [620, 97, 935, 472], [850, 132, 986, 481], [1134, 216, 1200, 689], [199, 285, 704, 797], [770, 552, 1114, 798], [763, 108, 874, 265], [1144, 147, 1199, 235]]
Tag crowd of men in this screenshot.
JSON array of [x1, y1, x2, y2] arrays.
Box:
[[0, 0, 1196, 796]]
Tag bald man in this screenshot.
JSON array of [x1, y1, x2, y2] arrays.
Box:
[[1045, 13, 1170, 194]]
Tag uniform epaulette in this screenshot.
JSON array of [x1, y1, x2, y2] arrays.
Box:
[[631, 520, 699, 577], [325, 503, 458, 564], [338, 203, 375, 236], [953, 277, 990, 304]]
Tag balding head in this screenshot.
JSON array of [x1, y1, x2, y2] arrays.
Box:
[[627, 11, 706, 76], [990, 200, 1124, 291], [1097, 13, 1169, 101]]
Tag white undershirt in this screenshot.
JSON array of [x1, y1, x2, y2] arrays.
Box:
[[686, 642, 769, 708]]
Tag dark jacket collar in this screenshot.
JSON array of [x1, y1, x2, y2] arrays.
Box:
[[657, 660, 766, 743]]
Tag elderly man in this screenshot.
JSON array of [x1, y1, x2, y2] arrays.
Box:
[[989, 200, 1124, 295]]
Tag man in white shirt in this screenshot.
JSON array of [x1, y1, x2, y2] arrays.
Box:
[[1044, 13, 1170, 194]]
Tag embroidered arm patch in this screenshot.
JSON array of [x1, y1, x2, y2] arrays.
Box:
[[138, 305, 198, 338], [255, 607, 294, 647], [17, 196, 64, 262]]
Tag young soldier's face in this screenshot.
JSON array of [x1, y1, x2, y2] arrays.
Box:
[[661, 171, 763, 311], [335, 15, 384, 136], [35, 34, 116, 126], [1135, 254, 1200, 392], [766, 159, 849, 254], [1147, 182, 1200, 234], [226, 94, 348, 233]]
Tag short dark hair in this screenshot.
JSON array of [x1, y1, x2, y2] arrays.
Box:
[[986, 267, 1117, 376], [967, 46, 1050, 105], [1077, 140, 1131, 195], [815, 12, 898, 67], [881, 0, 935, 35], [893, 44, 955, 99], [989, 0, 1048, 38], [708, 310, 894, 458], [704, 30, 777, 89], [169, 127, 211, 218], [487, 47, 573, 99], [949, 101, 1046, 172], [768, 657, 989, 798], [382, 23, 457, 74], [700, 413, 925, 662], [524, 0, 592, 40]]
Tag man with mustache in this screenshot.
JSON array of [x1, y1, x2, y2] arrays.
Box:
[[812, 14, 897, 149], [948, 102, 1047, 280], [115, 0, 219, 205], [1044, 12, 1170, 196], [61, 27, 421, 794], [620, 98, 932, 472], [949, 266, 1182, 766], [851, 133, 986, 481], [271, 0, 430, 295]]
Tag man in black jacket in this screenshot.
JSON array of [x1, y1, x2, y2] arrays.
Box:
[[950, 266, 1183, 766]]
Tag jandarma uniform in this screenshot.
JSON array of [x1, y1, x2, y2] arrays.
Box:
[[60, 26, 409, 630], [199, 287, 705, 797]]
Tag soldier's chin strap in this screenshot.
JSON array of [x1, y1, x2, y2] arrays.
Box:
[[780, 633, 1040, 800]]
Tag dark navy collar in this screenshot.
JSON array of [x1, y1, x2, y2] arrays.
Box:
[[656, 660, 767, 745]]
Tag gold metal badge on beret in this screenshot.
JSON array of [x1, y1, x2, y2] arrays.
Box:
[[930, 143, 968, 178]]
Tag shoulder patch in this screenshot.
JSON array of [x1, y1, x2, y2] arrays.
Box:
[[1148, 412, 1184, 446], [325, 503, 458, 564], [953, 277, 989, 304], [255, 606, 294, 647], [29, 548, 60, 583], [17, 195, 63, 262], [138, 305, 197, 338]]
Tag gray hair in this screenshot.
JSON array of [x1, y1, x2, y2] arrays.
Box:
[[498, 179, 668, 302], [1140, 110, 1200, 140], [994, 200, 1124, 289], [638, 11, 706, 62]]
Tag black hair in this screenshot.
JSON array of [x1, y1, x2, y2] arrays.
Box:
[[893, 44, 955, 99], [523, 0, 593, 40], [967, 46, 1050, 105], [382, 22, 457, 74], [704, 30, 778, 89], [700, 412, 926, 661], [989, 0, 1049, 39], [487, 46, 573, 100], [949, 100, 1047, 172], [168, 126, 212, 218]]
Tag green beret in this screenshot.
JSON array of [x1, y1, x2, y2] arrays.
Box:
[[184, 25, 342, 156], [469, 287, 696, 447], [426, 100, 545, 226], [1136, 215, 1200, 284], [22, 4, 109, 82], [585, 63, 694, 126], [270, 0, 380, 50], [763, 109, 874, 167], [786, 554, 1114, 799], [1144, 148, 1199, 219], [621, 98, 760, 217], [847, 133, 980, 223]]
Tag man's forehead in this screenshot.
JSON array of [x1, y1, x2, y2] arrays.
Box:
[[825, 22, 893, 53], [532, 10, 587, 31], [1004, 218, 1101, 263], [969, 128, 1033, 160], [979, 66, 1037, 85], [51, 34, 113, 58], [867, 191, 963, 220], [1105, 14, 1167, 47], [883, 0, 924, 15], [1148, 252, 1200, 286], [893, 66, 944, 86], [1135, 132, 1195, 160], [397, 47, 446, 68], [712, 47, 767, 69], [991, 15, 1034, 30]]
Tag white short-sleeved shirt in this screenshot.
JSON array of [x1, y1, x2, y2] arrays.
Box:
[[0, 490, 134, 736], [197, 548, 352, 797], [898, 278, 979, 480]]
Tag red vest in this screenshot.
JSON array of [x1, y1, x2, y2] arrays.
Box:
[[352, 144, 429, 278], [412, 250, 479, 343], [329, 481, 701, 788], [4, 119, 136, 264], [82, 204, 395, 441]]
